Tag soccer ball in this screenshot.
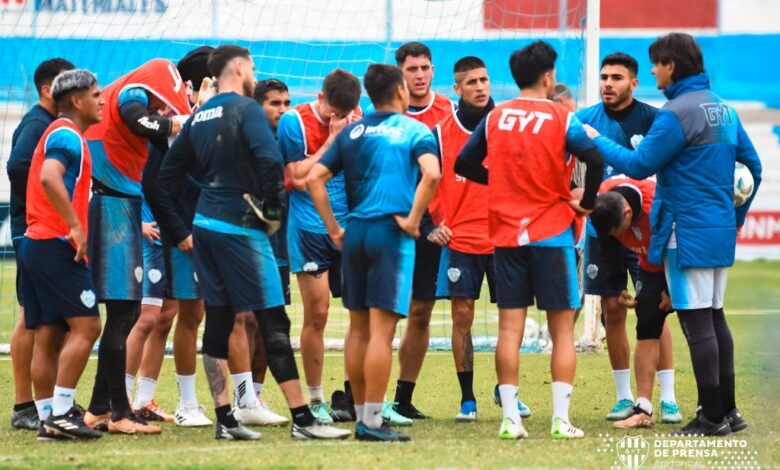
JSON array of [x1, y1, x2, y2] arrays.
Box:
[[734, 162, 755, 207]]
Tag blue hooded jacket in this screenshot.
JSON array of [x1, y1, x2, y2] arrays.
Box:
[[593, 74, 762, 269]]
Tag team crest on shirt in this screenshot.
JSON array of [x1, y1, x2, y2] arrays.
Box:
[[586, 264, 599, 279], [148, 269, 162, 284], [630, 134, 644, 149], [631, 226, 643, 241], [303, 262, 319, 272], [134, 266, 143, 284], [80, 290, 96, 308], [349, 124, 365, 140], [447, 267, 462, 283]]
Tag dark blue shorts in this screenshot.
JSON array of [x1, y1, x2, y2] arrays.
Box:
[[278, 264, 291, 306], [436, 247, 496, 302], [12, 237, 24, 307], [494, 245, 581, 310], [193, 223, 284, 313], [287, 218, 341, 297], [19, 238, 100, 329], [164, 245, 201, 300], [583, 235, 639, 297], [342, 218, 415, 316], [88, 194, 143, 301], [142, 242, 167, 304], [412, 236, 442, 301]]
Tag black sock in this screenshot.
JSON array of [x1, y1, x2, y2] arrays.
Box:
[[679, 308, 723, 422], [13, 401, 35, 412], [215, 405, 238, 427], [344, 380, 351, 396], [720, 374, 736, 414], [698, 385, 724, 423], [712, 308, 737, 413], [457, 371, 475, 404], [394, 380, 415, 405], [291, 405, 315, 427]]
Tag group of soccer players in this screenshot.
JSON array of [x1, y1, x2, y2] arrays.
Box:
[[6, 31, 761, 443]]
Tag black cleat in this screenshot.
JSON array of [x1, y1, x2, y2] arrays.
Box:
[[36, 421, 66, 441], [215, 422, 261, 440], [11, 405, 39, 430], [354, 421, 411, 442], [671, 413, 731, 437], [45, 407, 102, 439], [330, 391, 356, 422], [392, 402, 430, 420], [726, 408, 748, 433]]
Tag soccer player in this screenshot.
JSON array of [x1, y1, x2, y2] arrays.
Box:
[[456, 41, 604, 440], [308, 62, 441, 441], [277, 69, 361, 423], [160, 45, 350, 440], [392, 41, 453, 420], [588, 176, 675, 428], [429, 56, 498, 421], [21, 69, 104, 439], [576, 53, 681, 423], [83, 58, 190, 434], [584, 33, 762, 436], [7, 57, 74, 430], [553, 83, 577, 112]]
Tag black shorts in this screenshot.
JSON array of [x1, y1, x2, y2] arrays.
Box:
[[12, 237, 24, 307], [436, 247, 496, 302], [635, 268, 673, 340], [411, 237, 442, 301], [583, 235, 639, 297]]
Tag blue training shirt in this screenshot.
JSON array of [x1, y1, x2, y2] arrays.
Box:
[[318, 111, 438, 220], [44, 127, 84, 200]]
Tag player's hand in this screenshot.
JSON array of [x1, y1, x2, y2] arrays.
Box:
[[394, 215, 421, 239], [568, 199, 592, 217], [427, 224, 452, 246], [328, 226, 345, 250], [142, 221, 161, 245], [618, 289, 637, 309], [583, 124, 600, 139], [170, 117, 182, 137], [177, 234, 194, 254], [67, 223, 88, 262], [570, 187, 584, 202], [659, 290, 673, 312], [329, 113, 349, 136], [198, 77, 217, 105]]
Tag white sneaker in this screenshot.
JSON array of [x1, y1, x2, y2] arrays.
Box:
[[174, 402, 213, 427], [498, 417, 529, 439], [234, 402, 289, 426], [550, 417, 585, 439], [291, 422, 352, 440]]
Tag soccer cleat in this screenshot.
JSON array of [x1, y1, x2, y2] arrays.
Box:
[[671, 413, 731, 437], [330, 390, 356, 422], [493, 385, 532, 418], [614, 406, 655, 429], [455, 400, 477, 422], [36, 421, 66, 441], [606, 399, 635, 421], [354, 421, 411, 442], [551, 417, 585, 439], [309, 401, 334, 424], [659, 401, 683, 424], [726, 408, 748, 433], [215, 422, 262, 440], [392, 401, 430, 420], [11, 405, 39, 430], [135, 399, 175, 423], [83, 411, 110, 431], [382, 402, 413, 427], [234, 402, 289, 426], [291, 421, 352, 440], [175, 402, 213, 427], [498, 417, 528, 439], [44, 407, 102, 439]]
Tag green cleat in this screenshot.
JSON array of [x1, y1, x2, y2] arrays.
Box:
[[310, 402, 334, 425], [498, 417, 528, 440], [659, 401, 683, 424], [551, 417, 584, 439], [382, 402, 413, 427], [606, 399, 635, 421]]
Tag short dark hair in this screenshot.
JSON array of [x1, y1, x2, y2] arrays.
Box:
[[254, 78, 289, 103], [34, 58, 75, 94], [322, 69, 361, 111], [601, 52, 639, 76], [207, 45, 251, 78], [590, 191, 626, 237], [649, 33, 704, 82], [453, 56, 486, 76], [395, 42, 432, 66], [178, 46, 214, 90], [509, 41, 557, 89], [364, 63, 405, 107]]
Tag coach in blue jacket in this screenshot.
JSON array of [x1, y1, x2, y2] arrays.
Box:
[[584, 33, 762, 437]]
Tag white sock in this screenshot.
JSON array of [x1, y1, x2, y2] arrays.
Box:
[[307, 385, 325, 404], [636, 397, 653, 415], [363, 402, 383, 429], [498, 384, 521, 424], [613, 369, 634, 401], [232, 372, 259, 408], [551, 381, 573, 423], [254, 382, 264, 399], [35, 397, 53, 421], [134, 377, 157, 408], [52, 386, 76, 416], [177, 374, 197, 409], [354, 404, 364, 422], [125, 374, 135, 399], [657, 369, 677, 404]]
